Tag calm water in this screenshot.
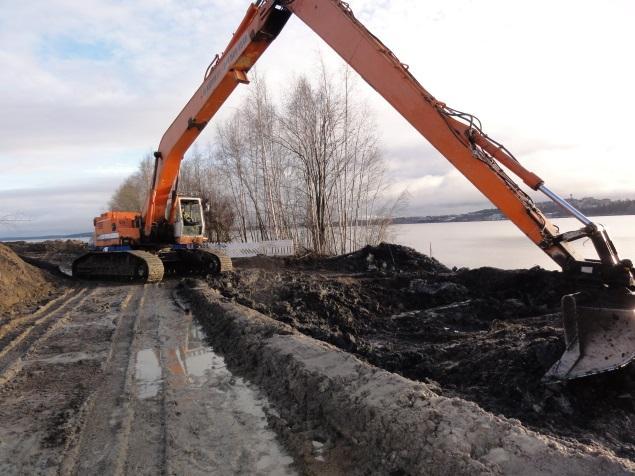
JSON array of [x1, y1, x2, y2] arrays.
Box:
[[391, 215, 635, 270]]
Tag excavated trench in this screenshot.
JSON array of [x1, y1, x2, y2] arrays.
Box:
[[201, 244, 635, 461]]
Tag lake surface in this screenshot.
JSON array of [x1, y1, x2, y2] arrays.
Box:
[[0, 236, 91, 243], [390, 215, 635, 270]]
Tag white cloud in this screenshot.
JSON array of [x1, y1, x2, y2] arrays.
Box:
[[1, 0, 634, 237]]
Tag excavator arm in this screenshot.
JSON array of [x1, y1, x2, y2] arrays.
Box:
[[144, 0, 635, 380], [286, 0, 635, 289], [143, 2, 292, 237]]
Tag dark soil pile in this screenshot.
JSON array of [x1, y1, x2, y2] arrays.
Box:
[[287, 242, 450, 274], [206, 243, 635, 460], [0, 243, 59, 315]]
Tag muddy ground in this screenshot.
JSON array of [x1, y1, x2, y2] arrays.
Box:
[[206, 243, 635, 461], [4, 240, 87, 273], [2, 240, 633, 473], [0, 242, 300, 475]]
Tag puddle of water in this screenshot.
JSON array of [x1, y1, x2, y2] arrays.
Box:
[[58, 266, 72, 277], [180, 321, 228, 383], [185, 351, 225, 378], [168, 320, 297, 475], [135, 348, 162, 399]]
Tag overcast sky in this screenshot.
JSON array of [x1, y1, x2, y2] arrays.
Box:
[[1, 0, 634, 237]]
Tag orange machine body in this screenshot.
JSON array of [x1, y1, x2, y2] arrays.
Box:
[[124, 0, 575, 268], [93, 211, 142, 247], [93, 205, 206, 247], [92, 1, 290, 248], [133, 0, 573, 266]]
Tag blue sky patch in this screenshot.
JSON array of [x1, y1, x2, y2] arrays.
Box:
[[39, 35, 115, 61]]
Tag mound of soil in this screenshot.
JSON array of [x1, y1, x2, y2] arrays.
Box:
[[286, 243, 450, 274], [0, 243, 58, 315], [205, 245, 635, 461], [4, 240, 88, 272]]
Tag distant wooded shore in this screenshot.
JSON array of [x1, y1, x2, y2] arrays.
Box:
[[393, 197, 635, 224]]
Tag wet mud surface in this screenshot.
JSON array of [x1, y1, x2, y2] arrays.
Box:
[[208, 244, 635, 461], [4, 239, 634, 472], [0, 240, 300, 475]]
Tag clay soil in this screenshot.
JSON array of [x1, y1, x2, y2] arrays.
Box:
[[2, 239, 633, 472], [4, 239, 87, 272], [206, 243, 635, 461], [0, 243, 61, 315]]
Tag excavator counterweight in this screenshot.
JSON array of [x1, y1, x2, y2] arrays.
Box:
[[73, 0, 634, 379]]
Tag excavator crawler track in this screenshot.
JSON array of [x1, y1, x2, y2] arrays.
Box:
[[129, 251, 165, 282], [175, 248, 233, 275], [72, 250, 165, 283]]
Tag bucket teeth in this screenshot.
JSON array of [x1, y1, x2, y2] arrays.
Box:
[[545, 290, 635, 381]]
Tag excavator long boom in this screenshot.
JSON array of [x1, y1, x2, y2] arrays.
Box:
[[143, 2, 292, 237], [145, 0, 635, 380], [287, 0, 572, 267]]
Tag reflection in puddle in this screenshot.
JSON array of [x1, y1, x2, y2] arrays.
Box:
[[182, 323, 230, 380], [183, 323, 226, 380], [135, 348, 162, 399], [167, 320, 296, 475]]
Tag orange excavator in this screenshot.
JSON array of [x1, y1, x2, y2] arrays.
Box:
[[73, 0, 634, 381]]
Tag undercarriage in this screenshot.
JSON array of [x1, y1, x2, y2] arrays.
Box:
[[72, 247, 232, 283]]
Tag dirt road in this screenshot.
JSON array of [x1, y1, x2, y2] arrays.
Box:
[[0, 281, 296, 475], [2, 241, 633, 474]]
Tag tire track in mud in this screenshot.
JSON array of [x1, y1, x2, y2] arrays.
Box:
[[0, 287, 73, 331], [121, 283, 298, 475], [62, 284, 149, 475], [0, 280, 298, 475], [0, 286, 93, 386], [121, 284, 168, 476], [63, 283, 174, 475], [161, 288, 297, 476], [0, 284, 135, 474], [68, 282, 297, 476]]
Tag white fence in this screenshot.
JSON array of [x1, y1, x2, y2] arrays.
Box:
[[208, 239, 295, 258]]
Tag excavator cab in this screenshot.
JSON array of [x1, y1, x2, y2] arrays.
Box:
[[174, 197, 206, 242]]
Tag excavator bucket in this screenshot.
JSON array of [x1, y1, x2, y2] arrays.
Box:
[[545, 291, 635, 381]]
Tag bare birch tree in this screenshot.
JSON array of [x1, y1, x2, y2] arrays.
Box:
[[216, 74, 298, 242], [109, 154, 154, 211], [109, 62, 403, 253], [275, 64, 396, 254]]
